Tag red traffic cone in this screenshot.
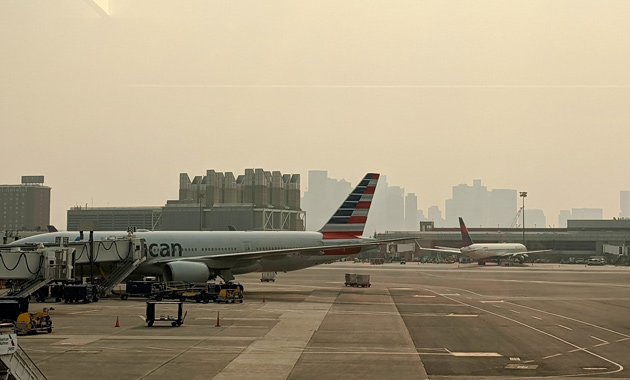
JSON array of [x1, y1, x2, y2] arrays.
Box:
[[115, 316, 120, 327]]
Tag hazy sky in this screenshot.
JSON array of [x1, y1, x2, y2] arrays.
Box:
[[2, 1, 630, 228]]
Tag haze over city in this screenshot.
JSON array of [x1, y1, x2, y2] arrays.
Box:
[[2, 1, 630, 229]]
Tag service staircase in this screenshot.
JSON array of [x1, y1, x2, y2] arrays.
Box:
[[0, 346, 47, 380], [97, 254, 146, 297]]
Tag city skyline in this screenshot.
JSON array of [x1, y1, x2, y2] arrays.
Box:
[[3, 2, 630, 230]]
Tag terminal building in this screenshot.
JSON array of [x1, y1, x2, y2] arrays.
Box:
[[67, 169, 304, 232], [0, 176, 50, 232], [377, 219, 630, 264]]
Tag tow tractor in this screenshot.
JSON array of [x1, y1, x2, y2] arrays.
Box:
[[15, 307, 53, 335]]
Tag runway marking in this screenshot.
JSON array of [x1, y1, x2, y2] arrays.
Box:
[[557, 324, 573, 331], [504, 301, 630, 338], [616, 337, 630, 343], [510, 309, 521, 314], [568, 348, 585, 353], [439, 293, 460, 296], [542, 353, 563, 360], [424, 289, 625, 377], [531, 316, 543, 320], [480, 300, 504, 303], [68, 309, 99, 315], [591, 336, 609, 345], [137, 315, 145, 321], [450, 352, 502, 357], [583, 367, 608, 370], [509, 357, 521, 361], [413, 295, 436, 298]]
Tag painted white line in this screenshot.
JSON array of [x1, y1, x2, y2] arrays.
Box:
[[591, 336, 609, 345], [137, 315, 145, 321], [616, 337, 630, 343], [583, 367, 608, 370], [450, 352, 502, 357], [425, 289, 625, 377], [531, 316, 543, 320], [594, 342, 610, 347], [439, 293, 460, 296], [542, 353, 563, 360], [568, 348, 585, 353], [504, 301, 630, 339], [509, 357, 521, 361], [413, 295, 436, 298], [68, 309, 99, 315], [557, 324, 573, 331], [480, 300, 504, 303]]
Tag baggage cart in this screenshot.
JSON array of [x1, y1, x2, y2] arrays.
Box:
[[145, 301, 186, 327]]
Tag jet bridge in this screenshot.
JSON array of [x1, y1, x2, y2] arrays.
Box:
[[0, 235, 146, 298]]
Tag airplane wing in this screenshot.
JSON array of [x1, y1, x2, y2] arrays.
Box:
[[152, 240, 384, 264], [416, 246, 462, 254]]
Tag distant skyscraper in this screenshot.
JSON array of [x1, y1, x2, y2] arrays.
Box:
[[428, 205, 445, 227], [405, 193, 419, 230], [570, 208, 603, 220], [620, 191, 630, 218], [302, 170, 351, 231], [558, 208, 603, 228], [524, 209, 546, 228], [445, 179, 517, 227]]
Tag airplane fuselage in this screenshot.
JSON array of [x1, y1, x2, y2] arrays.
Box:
[[461, 243, 527, 261], [12, 230, 377, 275]]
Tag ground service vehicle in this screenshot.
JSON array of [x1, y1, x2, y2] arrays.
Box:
[[63, 284, 99, 303], [344, 273, 371, 287], [260, 272, 276, 282], [16, 307, 53, 335], [121, 280, 165, 300], [215, 284, 243, 303], [145, 301, 186, 327], [180, 284, 215, 303]]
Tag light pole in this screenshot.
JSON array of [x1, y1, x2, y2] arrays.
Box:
[[519, 191, 527, 243]]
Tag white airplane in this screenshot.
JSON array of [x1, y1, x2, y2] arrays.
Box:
[[12, 173, 390, 283], [421, 217, 550, 265]]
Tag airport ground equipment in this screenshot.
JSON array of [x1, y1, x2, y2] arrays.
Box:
[[0, 299, 29, 325], [180, 283, 215, 303], [15, 308, 52, 336], [260, 272, 276, 282], [344, 273, 371, 287], [215, 283, 243, 303], [120, 280, 165, 300], [151, 283, 188, 301], [0, 234, 146, 300], [62, 284, 98, 304], [0, 322, 47, 380], [145, 301, 186, 327]]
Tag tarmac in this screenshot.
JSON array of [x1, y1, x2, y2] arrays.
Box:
[[17, 262, 630, 380]]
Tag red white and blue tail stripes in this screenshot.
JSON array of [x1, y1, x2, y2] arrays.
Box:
[[319, 173, 379, 239]]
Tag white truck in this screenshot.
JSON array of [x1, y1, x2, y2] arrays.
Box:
[[344, 273, 371, 287]]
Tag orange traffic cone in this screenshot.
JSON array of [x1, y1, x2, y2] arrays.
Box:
[[215, 311, 221, 327], [115, 316, 120, 327]]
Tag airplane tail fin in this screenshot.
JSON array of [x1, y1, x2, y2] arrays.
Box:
[[458, 217, 474, 246], [319, 173, 379, 239]]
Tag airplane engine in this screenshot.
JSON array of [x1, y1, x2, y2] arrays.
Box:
[[514, 254, 528, 264], [163, 261, 210, 282]]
